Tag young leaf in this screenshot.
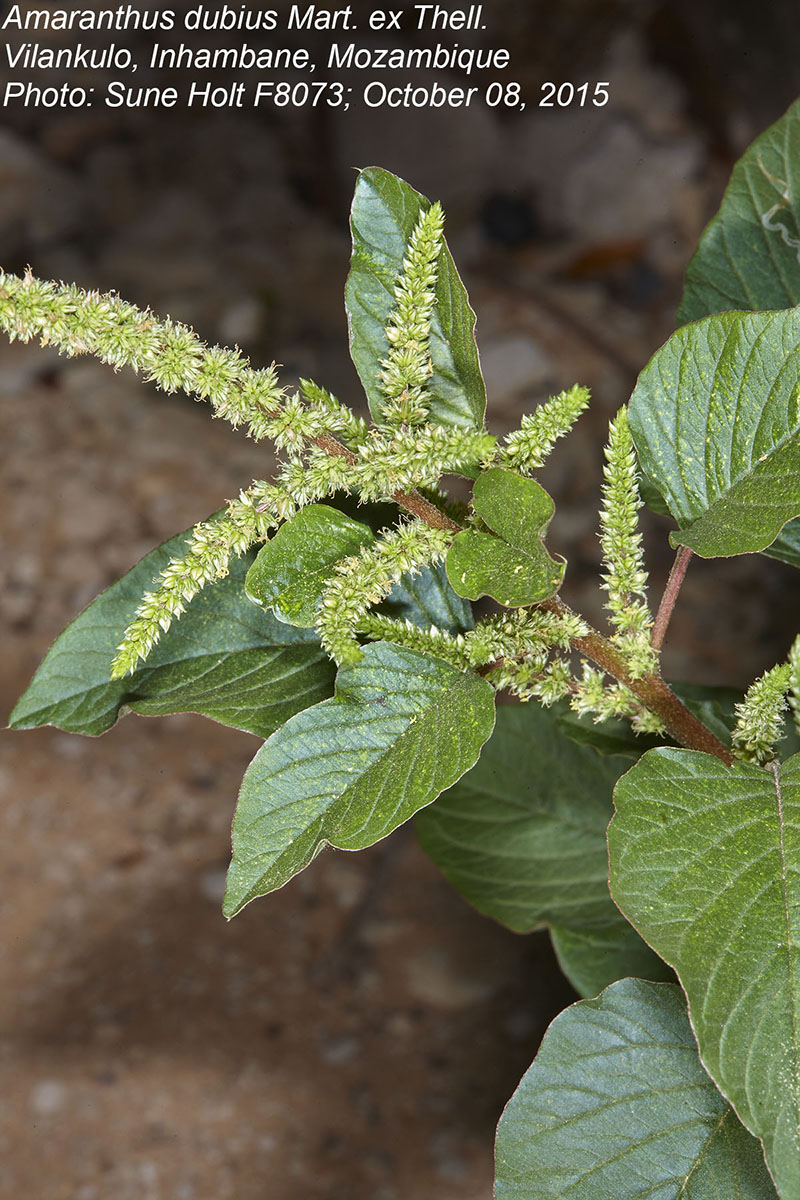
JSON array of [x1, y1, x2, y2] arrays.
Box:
[[346, 167, 486, 429], [549, 920, 672, 999], [609, 748, 800, 1199], [495, 979, 776, 1200], [245, 504, 374, 626], [10, 524, 333, 739], [446, 469, 564, 605], [224, 642, 495, 916], [629, 308, 800, 557], [679, 99, 800, 324], [416, 704, 630, 933]]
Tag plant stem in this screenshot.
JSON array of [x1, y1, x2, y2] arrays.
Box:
[[314, 429, 731, 763], [652, 546, 693, 651], [311, 430, 461, 532], [540, 596, 734, 765]]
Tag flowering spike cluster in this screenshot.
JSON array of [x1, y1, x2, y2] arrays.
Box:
[[256, 384, 370, 451], [0, 271, 290, 437], [262, 426, 495, 508], [599, 408, 657, 679], [569, 665, 665, 734], [463, 608, 588, 667], [299, 378, 370, 448], [499, 386, 591, 474], [732, 662, 792, 764], [316, 521, 451, 665], [354, 605, 592, 702], [357, 614, 470, 669], [351, 426, 496, 499], [462, 610, 587, 705], [0, 272, 371, 455], [110, 496, 275, 678], [379, 202, 444, 427]]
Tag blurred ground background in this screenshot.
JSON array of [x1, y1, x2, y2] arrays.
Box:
[[2, 1, 800, 1196]]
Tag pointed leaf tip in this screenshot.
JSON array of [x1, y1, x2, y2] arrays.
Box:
[[346, 167, 485, 429]]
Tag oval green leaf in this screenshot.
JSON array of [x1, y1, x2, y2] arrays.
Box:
[[417, 704, 632, 933], [224, 642, 495, 917], [10, 522, 334, 739], [679, 100, 800, 324], [246, 504, 374, 626], [495, 979, 776, 1199], [346, 167, 486, 429], [629, 307, 800, 557], [446, 468, 564, 605], [609, 748, 800, 1199]]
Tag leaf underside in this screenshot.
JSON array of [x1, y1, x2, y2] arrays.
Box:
[[609, 748, 800, 1199], [10, 522, 334, 739], [224, 642, 495, 917], [495, 979, 775, 1199], [345, 166, 486, 429]]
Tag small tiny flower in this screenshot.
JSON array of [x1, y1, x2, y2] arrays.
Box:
[[598, 408, 657, 679], [499, 385, 590, 474], [733, 662, 792, 764], [379, 203, 445, 428], [316, 521, 451, 665]]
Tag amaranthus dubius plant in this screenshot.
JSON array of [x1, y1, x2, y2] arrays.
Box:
[[9, 100, 800, 1197]]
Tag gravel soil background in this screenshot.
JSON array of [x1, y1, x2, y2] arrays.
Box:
[[3, 3, 800, 1197]]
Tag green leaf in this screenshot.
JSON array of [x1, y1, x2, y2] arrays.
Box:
[[549, 919, 672, 999], [245, 504, 374, 627], [679, 100, 800, 324], [670, 103, 800, 574], [766, 516, 800, 569], [629, 307, 800, 557], [381, 560, 474, 632], [445, 469, 564, 605], [416, 704, 628, 933], [346, 166, 486, 429], [609, 748, 800, 1199], [495, 979, 776, 1200], [224, 642, 495, 916], [10, 523, 334, 739]]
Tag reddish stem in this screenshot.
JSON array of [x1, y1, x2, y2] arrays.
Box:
[[651, 546, 693, 652], [541, 595, 733, 766]]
